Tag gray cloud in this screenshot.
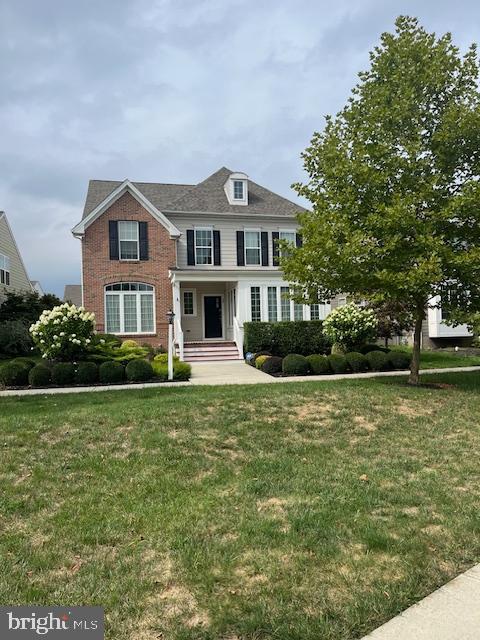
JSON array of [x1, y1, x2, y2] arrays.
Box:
[[1, 0, 479, 295]]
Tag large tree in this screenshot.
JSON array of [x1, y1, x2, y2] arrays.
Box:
[[283, 16, 480, 384]]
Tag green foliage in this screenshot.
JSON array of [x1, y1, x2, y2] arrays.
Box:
[[261, 355, 283, 375], [282, 354, 310, 376], [387, 350, 412, 370], [75, 362, 99, 385], [244, 321, 330, 357], [51, 362, 75, 386], [125, 359, 154, 382], [95, 333, 122, 347], [359, 344, 390, 355], [367, 300, 414, 346], [12, 357, 36, 371], [345, 352, 369, 373], [323, 304, 377, 352], [30, 304, 95, 361], [255, 355, 271, 369], [0, 361, 29, 387], [89, 338, 150, 364], [0, 320, 32, 357], [0, 290, 62, 324], [99, 361, 125, 383], [327, 354, 349, 374], [306, 354, 330, 374], [365, 351, 391, 371], [282, 16, 480, 383], [28, 364, 52, 387], [152, 360, 191, 381], [153, 353, 179, 364]]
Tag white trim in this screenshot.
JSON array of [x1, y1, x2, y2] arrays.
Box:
[[182, 288, 197, 317], [224, 172, 248, 206], [118, 220, 140, 261], [72, 180, 181, 239], [244, 228, 261, 266], [194, 226, 213, 266], [202, 293, 224, 339], [104, 283, 156, 335]]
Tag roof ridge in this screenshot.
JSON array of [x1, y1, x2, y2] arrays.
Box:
[[89, 178, 195, 187]]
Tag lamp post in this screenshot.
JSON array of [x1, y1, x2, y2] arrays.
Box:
[[166, 309, 175, 381]]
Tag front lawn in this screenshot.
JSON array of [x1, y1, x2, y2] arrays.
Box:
[[389, 346, 480, 369], [1, 373, 480, 639]]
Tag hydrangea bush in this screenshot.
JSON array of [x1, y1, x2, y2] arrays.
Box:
[[323, 303, 377, 352], [29, 303, 95, 361]]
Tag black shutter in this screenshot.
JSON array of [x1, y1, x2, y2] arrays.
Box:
[[296, 232, 303, 248], [272, 231, 280, 266], [261, 231, 269, 266], [109, 221, 119, 260], [139, 221, 148, 260], [213, 230, 221, 266], [236, 231, 245, 266], [187, 230, 195, 265]]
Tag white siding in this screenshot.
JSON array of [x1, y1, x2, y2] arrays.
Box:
[[0, 214, 32, 303]]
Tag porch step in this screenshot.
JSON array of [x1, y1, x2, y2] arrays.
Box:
[[183, 341, 242, 362]]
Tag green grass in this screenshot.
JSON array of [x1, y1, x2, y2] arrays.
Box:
[[1, 373, 480, 639], [389, 345, 480, 369]]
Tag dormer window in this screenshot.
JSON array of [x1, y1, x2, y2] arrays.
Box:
[[225, 172, 248, 205], [233, 180, 244, 200]]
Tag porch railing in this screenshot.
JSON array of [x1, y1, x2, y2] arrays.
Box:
[[233, 317, 244, 358]]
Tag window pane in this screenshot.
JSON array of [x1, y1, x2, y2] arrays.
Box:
[[118, 221, 138, 241], [195, 247, 212, 265], [250, 286, 261, 322], [120, 240, 138, 260], [310, 304, 320, 320], [123, 294, 138, 332], [183, 291, 194, 315], [245, 248, 260, 265], [268, 287, 278, 322], [140, 294, 154, 332], [245, 231, 260, 248], [105, 295, 120, 333], [234, 180, 244, 199], [294, 303, 303, 320], [279, 231, 295, 244], [195, 229, 212, 246], [280, 287, 290, 321]]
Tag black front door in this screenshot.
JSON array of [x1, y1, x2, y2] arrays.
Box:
[[204, 296, 222, 338]]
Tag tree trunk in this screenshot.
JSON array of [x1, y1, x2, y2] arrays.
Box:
[[408, 306, 424, 385]]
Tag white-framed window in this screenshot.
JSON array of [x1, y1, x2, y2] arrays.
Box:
[[0, 253, 10, 286], [118, 221, 139, 260], [250, 286, 261, 322], [280, 286, 291, 321], [279, 230, 296, 258], [233, 180, 244, 200], [182, 289, 197, 316], [268, 287, 278, 322], [195, 228, 213, 265], [294, 302, 304, 321], [105, 283, 155, 334], [310, 304, 320, 320], [245, 230, 261, 265]]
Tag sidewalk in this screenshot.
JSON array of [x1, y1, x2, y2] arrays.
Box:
[[361, 563, 480, 640]]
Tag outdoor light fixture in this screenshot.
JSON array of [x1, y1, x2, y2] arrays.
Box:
[[166, 309, 175, 324]]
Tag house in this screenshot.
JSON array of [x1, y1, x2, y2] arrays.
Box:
[[0, 211, 33, 304], [63, 284, 83, 307], [72, 167, 337, 360], [31, 280, 44, 297]]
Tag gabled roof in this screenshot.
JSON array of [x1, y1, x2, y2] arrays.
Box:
[[64, 284, 82, 307]]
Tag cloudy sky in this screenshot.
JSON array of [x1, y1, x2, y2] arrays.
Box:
[[1, 0, 479, 296]]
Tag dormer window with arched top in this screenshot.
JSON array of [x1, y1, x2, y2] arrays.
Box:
[[225, 172, 248, 205]]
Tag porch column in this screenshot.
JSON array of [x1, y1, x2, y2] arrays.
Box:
[[172, 280, 184, 360]]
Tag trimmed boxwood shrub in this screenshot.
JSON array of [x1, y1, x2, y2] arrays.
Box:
[[12, 357, 36, 371], [255, 355, 271, 370], [387, 350, 412, 370], [250, 351, 271, 366], [173, 361, 191, 381], [328, 354, 349, 374], [0, 362, 29, 387], [345, 351, 369, 373], [244, 321, 331, 357], [75, 361, 98, 385], [282, 354, 310, 376], [99, 361, 125, 383], [126, 359, 154, 382], [307, 354, 330, 374], [359, 344, 390, 354], [51, 362, 75, 386], [29, 364, 52, 387], [261, 355, 283, 375], [365, 350, 391, 371]]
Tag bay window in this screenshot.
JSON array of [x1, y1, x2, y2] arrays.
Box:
[[105, 283, 155, 334]]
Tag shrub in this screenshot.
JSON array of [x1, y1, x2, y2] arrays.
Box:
[[345, 351, 369, 373], [153, 352, 179, 365], [12, 357, 36, 371], [307, 354, 330, 374], [28, 364, 52, 387], [323, 304, 377, 352], [243, 323, 274, 353], [0, 320, 33, 357], [243, 321, 331, 358], [152, 360, 191, 381], [30, 303, 95, 361], [89, 339, 150, 364], [75, 361, 98, 385], [365, 350, 391, 371], [126, 359, 154, 382], [0, 290, 62, 325], [141, 343, 155, 359], [121, 339, 138, 349], [252, 351, 271, 366], [282, 354, 310, 376], [255, 355, 271, 369], [0, 362, 29, 387], [99, 361, 125, 383], [359, 344, 390, 354], [51, 362, 75, 386], [94, 333, 122, 347], [261, 355, 283, 375], [328, 354, 349, 374], [387, 350, 412, 370]]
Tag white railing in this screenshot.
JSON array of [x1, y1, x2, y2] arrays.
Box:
[[233, 317, 244, 358], [174, 316, 184, 360]]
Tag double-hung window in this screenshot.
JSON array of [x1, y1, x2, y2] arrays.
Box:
[[233, 180, 244, 200], [279, 230, 296, 258], [0, 254, 10, 286], [245, 230, 261, 265], [195, 228, 213, 265], [118, 221, 139, 260], [105, 283, 154, 334]]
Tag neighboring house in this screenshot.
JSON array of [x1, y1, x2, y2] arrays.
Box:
[[72, 167, 334, 360], [31, 280, 44, 296], [0, 211, 33, 304], [423, 296, 472, 348], [63, 284, 83, 307]]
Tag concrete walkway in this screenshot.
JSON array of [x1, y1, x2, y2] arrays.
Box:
[[361, 563, 480, 640], [0, 362, 479, 397]]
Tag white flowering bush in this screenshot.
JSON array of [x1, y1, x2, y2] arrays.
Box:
[[323, 303, 377, 352], [29, 303, 95, 361]]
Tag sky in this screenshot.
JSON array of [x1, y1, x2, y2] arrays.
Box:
[[1, 0, 479, 296]]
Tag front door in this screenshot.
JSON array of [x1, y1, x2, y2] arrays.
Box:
[[204, 296, 223, 339]]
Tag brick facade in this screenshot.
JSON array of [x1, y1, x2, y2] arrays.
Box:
[[82, 192, 175, 347]]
